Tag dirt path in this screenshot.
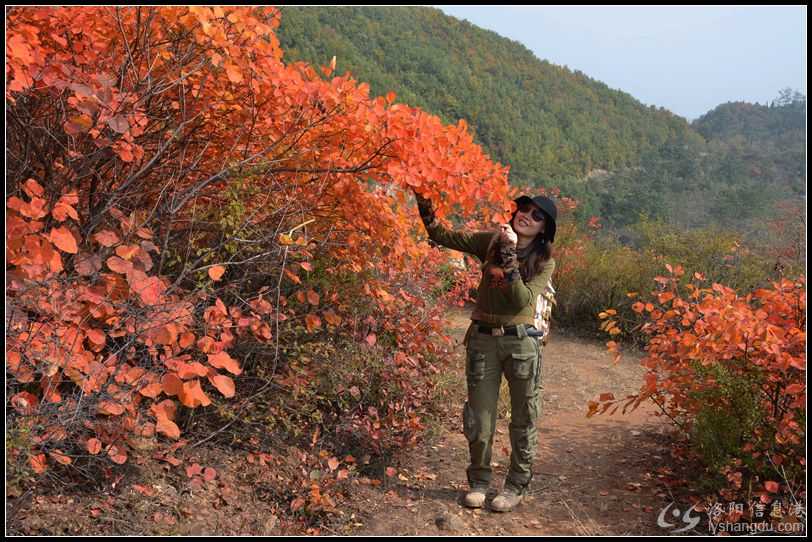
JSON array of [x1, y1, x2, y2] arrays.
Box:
[[342, 306, 679, 536]]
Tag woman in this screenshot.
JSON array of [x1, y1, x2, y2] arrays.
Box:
[[414, 189, 557, 513]]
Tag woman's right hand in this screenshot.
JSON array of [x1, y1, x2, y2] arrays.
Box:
[[499, 223, 518, 246], [413, 189, 437, 227]]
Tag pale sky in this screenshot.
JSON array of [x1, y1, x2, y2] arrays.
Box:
[[436, 5, 807, 120]]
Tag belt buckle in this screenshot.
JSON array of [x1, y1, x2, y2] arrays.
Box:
[[492, 325, 505, 336]]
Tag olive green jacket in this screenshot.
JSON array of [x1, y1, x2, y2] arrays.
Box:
[[424, 222, 556, 326]]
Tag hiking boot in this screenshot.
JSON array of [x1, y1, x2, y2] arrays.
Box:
[[490, 486, 524, 512], [462, 487, 488, 508]]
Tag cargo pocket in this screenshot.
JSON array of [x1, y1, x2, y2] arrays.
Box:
[[511, 352, 535, 380], [466, 351, 486, 386], [462, 401, 478, 442]]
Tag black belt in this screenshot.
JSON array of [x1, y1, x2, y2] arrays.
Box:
[[475, 322, 542, 337]]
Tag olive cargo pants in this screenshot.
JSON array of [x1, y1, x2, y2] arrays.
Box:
[[463, 322, 541, 491]]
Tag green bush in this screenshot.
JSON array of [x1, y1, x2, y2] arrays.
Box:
[[553, 216, 779, 340], [687, 362, 764, 491]]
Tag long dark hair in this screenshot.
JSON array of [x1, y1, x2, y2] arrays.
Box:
[[485, 210, 553, 282]]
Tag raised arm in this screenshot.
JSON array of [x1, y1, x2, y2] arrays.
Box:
[[414, 190, 492, 261]]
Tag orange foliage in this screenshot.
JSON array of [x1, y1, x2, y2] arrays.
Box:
[[7, 6, 511, 476], [592, 267, 806, 501]]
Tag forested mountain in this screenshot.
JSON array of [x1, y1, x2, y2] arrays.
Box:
[[692, 92, 806, 198], [276, 6, 701, 183], [277, 7, 805, 232], [693, 89, 806, 144], [573, 94, 806, 230]]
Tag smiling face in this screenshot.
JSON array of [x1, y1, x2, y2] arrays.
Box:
[[512, 202, 546, 239]]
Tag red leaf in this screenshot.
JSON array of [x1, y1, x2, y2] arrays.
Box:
[[175, 362, 210, 380], [284, 268, 301, 284], [208, 373, 236, 398], [98, 400, 125, 416], [132, 275, 165, 306], [156, 416, 180, 440], [107, 115, 129, 134], [225, 62, 243, 83], [115, 244, 139, 260], [11, 391, 39, 414], [324, 310, 342, 326], [132, 484, 157, 497], [23, 178, 44, 198], [115, 142, 135, 162], [186, 463, 203, 478], [179, 332, 196, 349], [785, 384, 805, 395], [106, 256, 133, 274], [93, 230, 120, 247], [161, 374, 183, 397], [86, 328, 106, 346], [764, 481, 780, 493], [151, 399, 178, 421], [64, 114, 93, 135], [30, 453, 48, 474], [74, 252, 102, 276], [86, 438, 102, 455], [49, 450, 72, 465], [178, 379, 212, 408], [305, 313, 322, 332], [108, 445, 128, 465], [208, 265, 226, 281], [139, 382, 163, 399], [50, 226, 79, 254], [207, 351, 242, 376]]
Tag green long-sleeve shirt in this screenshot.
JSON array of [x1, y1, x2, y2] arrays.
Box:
[[424, 222, 556, 327]]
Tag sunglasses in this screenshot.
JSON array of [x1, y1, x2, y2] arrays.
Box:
[[517, 203, 547, 223]]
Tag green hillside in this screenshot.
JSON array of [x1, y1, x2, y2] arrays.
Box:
[[692, 92, 806, 197], [276, 6, 701, 183], [572, 93, 806, 231], [276, 7, 805, 233]]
